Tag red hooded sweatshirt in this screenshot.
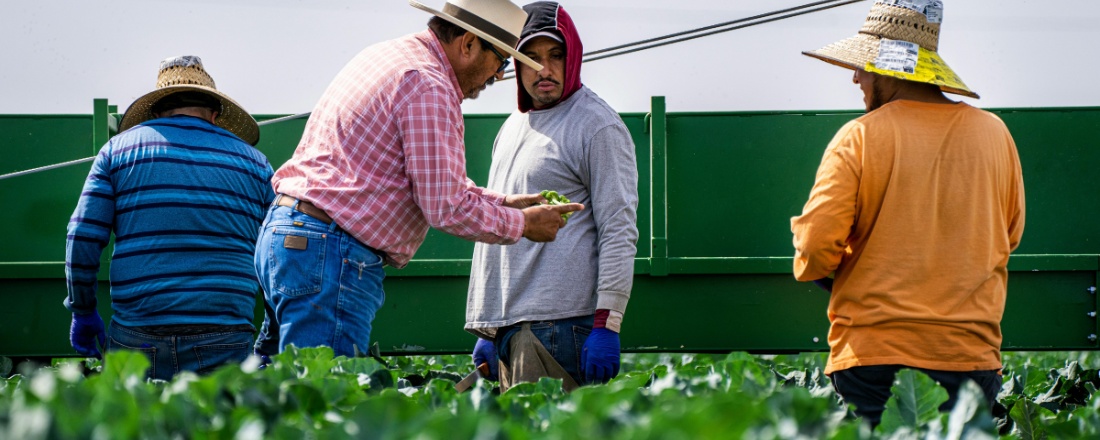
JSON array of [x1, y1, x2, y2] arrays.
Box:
[[517, 2, 584, 113]]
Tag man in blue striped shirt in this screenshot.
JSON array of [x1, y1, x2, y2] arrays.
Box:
[[65, 56, 274, 380]]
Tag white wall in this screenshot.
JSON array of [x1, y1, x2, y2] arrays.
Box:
[[2, 0, 1096, 114]]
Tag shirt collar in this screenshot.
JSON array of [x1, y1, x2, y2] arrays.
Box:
[[416, 30, 464, 103]]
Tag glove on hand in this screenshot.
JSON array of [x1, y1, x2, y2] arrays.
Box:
[[70, 312, 107, 358], [813, 278, 834, 293], [255, 353, 272, 370], [581, 328, 621, 384], [472, 338, 499, 381]]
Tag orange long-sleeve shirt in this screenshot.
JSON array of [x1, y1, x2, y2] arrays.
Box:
[[791, 100, 1025, 375]]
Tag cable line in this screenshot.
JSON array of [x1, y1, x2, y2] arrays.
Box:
[[0, 0, 865, 181], [501, 0, 865, 78], [581, 0, 863, 64], [0, 113, 313, 181], [583, 0, 855, 58]]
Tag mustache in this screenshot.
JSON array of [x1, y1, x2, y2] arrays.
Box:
[[532, 78, 560, 86]]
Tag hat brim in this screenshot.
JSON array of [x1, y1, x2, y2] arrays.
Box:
[[518, 31, 563, 51], [803, 33, 979, 100], [409, 0, 544, 72], [119, 85, 261, 145]]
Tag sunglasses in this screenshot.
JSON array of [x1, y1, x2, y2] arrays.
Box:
[[479, 38, 511, 74]]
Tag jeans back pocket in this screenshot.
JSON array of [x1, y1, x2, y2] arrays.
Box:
[[528, 322, 556, 356], [269, 227, 327, 297], [194, 336, 252, 374], [108, 337, 158, 379]]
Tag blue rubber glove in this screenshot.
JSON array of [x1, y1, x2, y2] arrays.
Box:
[[472, 338, 499, 381], [256, 353, 272, 370], [813, 278, 834, 293], [581, 328, 621, 384], [70, 312, 106, 358]]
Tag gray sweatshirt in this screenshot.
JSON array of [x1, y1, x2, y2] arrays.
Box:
[[465, 86, 639, 339]]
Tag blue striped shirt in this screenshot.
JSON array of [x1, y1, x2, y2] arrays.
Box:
[[65, 115, 276, 327]]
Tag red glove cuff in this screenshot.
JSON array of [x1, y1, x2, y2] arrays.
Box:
[[594, 309, 610, 329]]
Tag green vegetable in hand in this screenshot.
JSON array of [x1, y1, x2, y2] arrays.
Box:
[[540, 190, 574, 222]]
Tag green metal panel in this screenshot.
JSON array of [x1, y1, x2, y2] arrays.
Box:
[[665, 111, 859, 258], [0, 114, 94, 264], [1, 101, 1098, 357], [649, 97, 669, 276]]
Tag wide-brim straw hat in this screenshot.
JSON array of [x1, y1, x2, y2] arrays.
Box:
[[120, 56, 260, 145], [410, 0, 544, 72], [803, 0, 978, 99]]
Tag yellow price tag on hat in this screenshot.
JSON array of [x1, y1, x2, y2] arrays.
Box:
[[865, 47, 974, 97]]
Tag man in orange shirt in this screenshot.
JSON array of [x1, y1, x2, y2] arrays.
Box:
[[793, 0, 1025, 427]]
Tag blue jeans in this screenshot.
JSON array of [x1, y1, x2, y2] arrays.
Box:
[[106, 323, 252, 381], [253, 204, 386, 358], [496, 315, 594, 386]]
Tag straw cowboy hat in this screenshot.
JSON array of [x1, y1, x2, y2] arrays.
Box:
[[120, 56, 260, 145], [803, 0, 978, 99], [410, 0, 544, 71]]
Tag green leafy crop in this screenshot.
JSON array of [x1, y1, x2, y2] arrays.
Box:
[[3, 350, 1100, 439], [539, 190, 573, 223]]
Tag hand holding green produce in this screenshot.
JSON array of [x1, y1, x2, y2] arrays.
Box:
[[503, 193, 548, 209], [540, 190, 575, 222], [520, 196, 584, 242]]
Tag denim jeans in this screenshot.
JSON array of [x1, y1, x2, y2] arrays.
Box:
[[496, 315, 594, 386], [253, 204, 386, 358], [106, 323, 252, 381], [831, 365, 1002, 428]]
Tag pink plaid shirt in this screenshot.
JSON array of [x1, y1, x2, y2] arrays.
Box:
[[272, 30, 525, 268]]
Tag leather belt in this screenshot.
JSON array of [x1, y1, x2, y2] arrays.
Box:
[[274, 194, 389, 264], [275, 195, 333, 224]]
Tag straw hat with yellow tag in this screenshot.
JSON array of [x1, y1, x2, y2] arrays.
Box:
[[803, 0, 978, 99], [120, 56, 260, 145]]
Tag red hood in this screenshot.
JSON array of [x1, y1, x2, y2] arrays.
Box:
[[517, 2, 583, 113]]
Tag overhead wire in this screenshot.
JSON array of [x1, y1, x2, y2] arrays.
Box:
[[0, 113, 314, 181], [582, 0, 854, 58], [500, 0, 864, 79], [0, 0, 865, 181]]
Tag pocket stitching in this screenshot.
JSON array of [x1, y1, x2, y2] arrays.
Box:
[[272, 228, 327, 240], [346, 254, 383, 269], [573, 326, 591, 379], [109, 337, 157, 379], [195, 342, 251, 373], [268, 229, 326, 297], [528, 323, 555, 358]]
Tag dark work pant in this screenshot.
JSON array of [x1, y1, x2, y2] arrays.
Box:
[[495, 315, 594, 386], [831, 365, 1002, 427]]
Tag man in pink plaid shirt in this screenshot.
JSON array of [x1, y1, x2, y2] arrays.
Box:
[[253, 0, 584, 358]]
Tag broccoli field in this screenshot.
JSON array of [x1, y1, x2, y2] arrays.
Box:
[[2, 349, 1100, 439]]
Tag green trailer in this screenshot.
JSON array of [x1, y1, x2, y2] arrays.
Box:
[[2, 97, 1098, 358]]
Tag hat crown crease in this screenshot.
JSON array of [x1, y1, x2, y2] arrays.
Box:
[[861, 4, 940, 51], [157, 63, 217, 89], [447, 0, 526, 37]]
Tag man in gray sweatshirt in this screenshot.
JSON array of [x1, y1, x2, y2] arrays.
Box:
[[466, 2, 639, 387]]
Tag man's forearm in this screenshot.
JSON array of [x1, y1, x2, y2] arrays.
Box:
[[419, 190, 525, 245], [65, 237, 105, 314], [594, 220, 637, 314], [465, 178, 507, 207], [65, 152, 115, 315], [587, 124, 640, 322]]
